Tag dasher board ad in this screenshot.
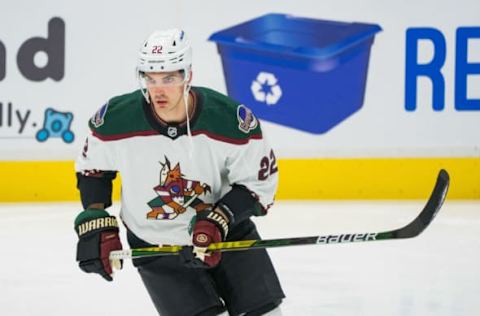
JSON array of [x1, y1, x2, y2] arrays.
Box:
[[0, 0, 479, 160]]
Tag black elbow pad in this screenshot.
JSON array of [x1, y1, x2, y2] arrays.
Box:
[[217, 184, 266, 224], [76, 171, 117, 209]]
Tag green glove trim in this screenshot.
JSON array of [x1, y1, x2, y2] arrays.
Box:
[[74, 208, 118, 237], [74, 208, 110, 226]]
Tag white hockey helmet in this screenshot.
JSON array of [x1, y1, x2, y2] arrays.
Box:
[[137, 28, 192, 73], [137, 29, 192, 103]]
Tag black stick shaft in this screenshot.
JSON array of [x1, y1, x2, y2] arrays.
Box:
[[115, 169, 449, 260]]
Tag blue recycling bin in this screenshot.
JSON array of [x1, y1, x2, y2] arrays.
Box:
[[209, 14, 382, 134]]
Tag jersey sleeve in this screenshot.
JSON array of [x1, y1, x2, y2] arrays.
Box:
[[218, 125, 278, 224], [75, 116, 118, 209], [75, 131, 117, 172]]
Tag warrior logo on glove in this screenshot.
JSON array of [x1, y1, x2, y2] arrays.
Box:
[[195, 233, 209, 243], [146, 156, 212, 220]]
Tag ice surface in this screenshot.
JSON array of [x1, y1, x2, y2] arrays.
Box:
[[0, 200, 478, 315]]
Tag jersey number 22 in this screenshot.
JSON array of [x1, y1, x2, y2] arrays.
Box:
[[258, 150, 278, 180]]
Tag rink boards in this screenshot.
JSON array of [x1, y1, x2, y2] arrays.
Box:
[[0, 157, 477, 202]]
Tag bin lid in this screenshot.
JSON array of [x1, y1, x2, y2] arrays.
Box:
[[209, 13, 382, 59]]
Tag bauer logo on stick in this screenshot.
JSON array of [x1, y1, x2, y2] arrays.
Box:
[[316, 233, 377, 244]]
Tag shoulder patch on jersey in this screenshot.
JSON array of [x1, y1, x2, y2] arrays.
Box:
[[91, 102, 109, 128], [237, 105, 258, 134]]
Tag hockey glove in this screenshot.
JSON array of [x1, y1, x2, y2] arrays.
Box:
[[181, 206, 232, 268], [74, 209, 123, 281]]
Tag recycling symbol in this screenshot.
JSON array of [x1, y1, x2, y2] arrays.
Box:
[[251, 72, 282, 105]]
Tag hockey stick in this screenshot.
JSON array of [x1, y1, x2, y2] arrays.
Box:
[[110, 169, 449, 261]]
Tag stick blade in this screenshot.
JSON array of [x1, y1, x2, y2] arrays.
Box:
[[393, 169, 449, 238]]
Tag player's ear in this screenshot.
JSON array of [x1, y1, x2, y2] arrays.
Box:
[[188, 70, 193, 84]]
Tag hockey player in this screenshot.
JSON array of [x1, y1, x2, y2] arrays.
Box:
[[73, 29, 285, 316]]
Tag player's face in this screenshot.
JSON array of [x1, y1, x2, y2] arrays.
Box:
[[142, 71, 189, 111]]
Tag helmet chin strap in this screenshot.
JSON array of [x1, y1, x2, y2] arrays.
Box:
[[183, 72, 194, 159], [137, 70, 151, 104]]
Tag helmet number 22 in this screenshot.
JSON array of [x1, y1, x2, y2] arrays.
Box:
[[151, 45, 163, 54], [258, 150, 278, 181]]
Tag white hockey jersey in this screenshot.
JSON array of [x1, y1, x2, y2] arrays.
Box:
[[75, 87, 278, 246]]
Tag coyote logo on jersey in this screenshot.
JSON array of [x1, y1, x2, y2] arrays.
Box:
[[146, 157, 212, 220]]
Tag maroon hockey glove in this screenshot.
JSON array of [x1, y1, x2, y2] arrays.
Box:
[[74, 209, 123, 281], [181, 207, 231, 268]]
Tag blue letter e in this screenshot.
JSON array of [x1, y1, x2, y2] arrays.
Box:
[[455, 27, 480, 111], [405, 28, 446, 111]]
